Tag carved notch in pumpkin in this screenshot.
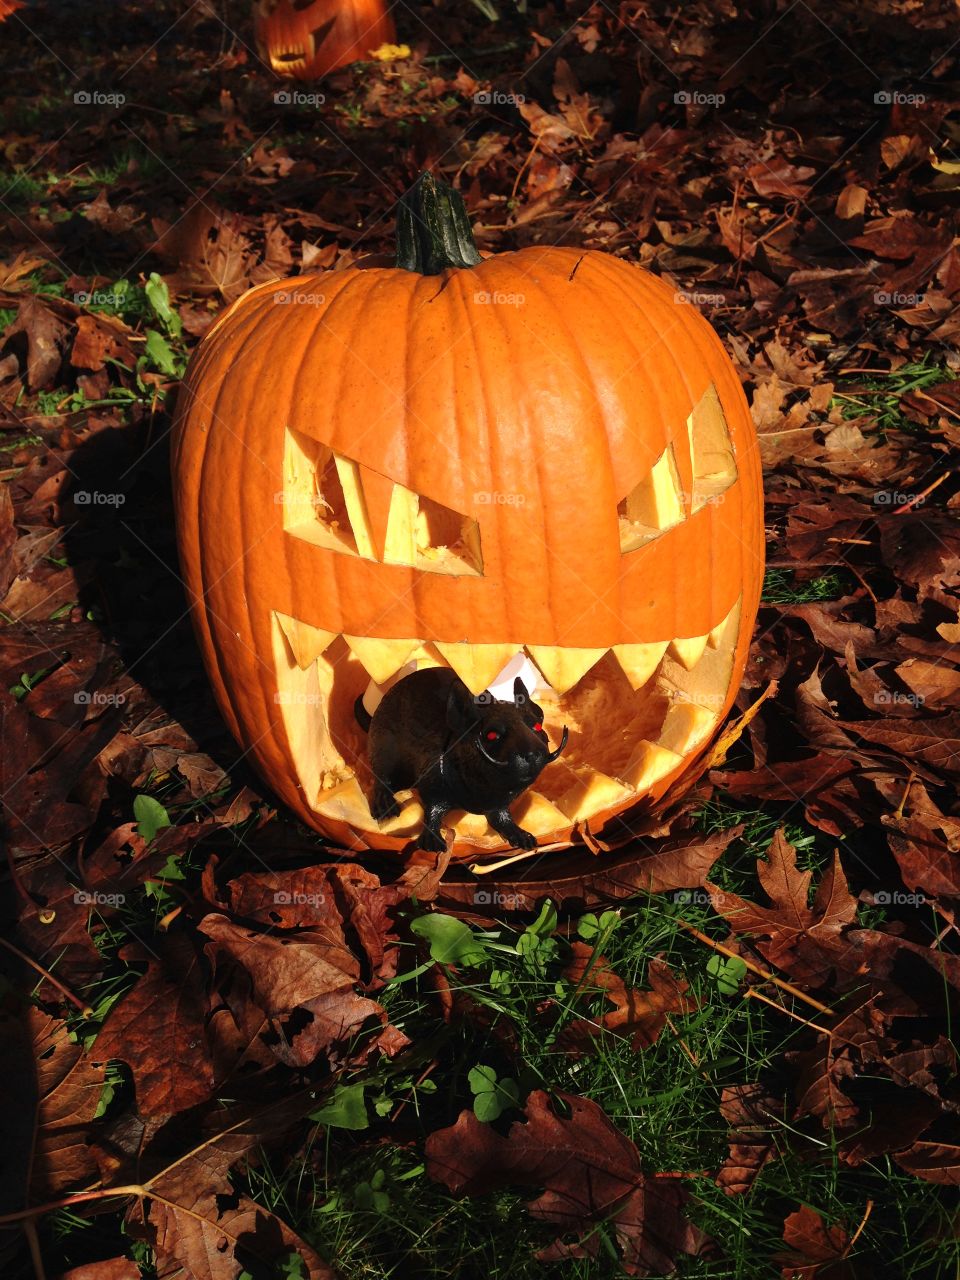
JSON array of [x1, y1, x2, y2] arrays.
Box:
[[283, 425, 483, 576], [687, 382, 738, 512], [617, 443, 686, 553]]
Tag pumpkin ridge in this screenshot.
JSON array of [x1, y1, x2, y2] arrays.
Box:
[[190, 296, 283, 744], [526, 260, 623, 644]]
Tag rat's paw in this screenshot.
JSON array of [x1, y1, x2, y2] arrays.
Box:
[[371, 784, 401, 822], [417, 826, 447, 852]]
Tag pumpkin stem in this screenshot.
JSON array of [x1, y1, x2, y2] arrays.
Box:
[[396, 172, 482, 275]]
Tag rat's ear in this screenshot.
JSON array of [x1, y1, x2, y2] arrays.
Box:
[[446, 679, 479, 734], [513, 676, 529, 704]]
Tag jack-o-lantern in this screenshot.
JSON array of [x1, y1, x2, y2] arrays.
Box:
[[171, 174, 764, 858], [254, 0, 396, 80]]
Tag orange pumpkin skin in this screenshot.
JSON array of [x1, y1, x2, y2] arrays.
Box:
[[171, 187, 764, 858], [254, 0, 396, 80]]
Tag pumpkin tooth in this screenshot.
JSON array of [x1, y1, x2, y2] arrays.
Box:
[[611, 641, 669, 690], [275, 612, 337, 669], [667, 632, 710, 670], [513, 789, 570, 837], [434, 641, 521, 696], [343, 636, 420, 686], [707, 596, 742, 649], [556, 766, 635, 822], [526, 645, 607, 694], [658, 700, 718, 755], [618, 741, 684, 792]]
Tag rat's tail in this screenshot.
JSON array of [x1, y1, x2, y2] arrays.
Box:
[[354, 695, 372, 732]]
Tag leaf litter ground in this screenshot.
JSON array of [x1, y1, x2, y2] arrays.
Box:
[[1, 1, 960, 1277]]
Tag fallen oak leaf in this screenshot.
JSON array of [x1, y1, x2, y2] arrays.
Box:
[[91, 933, 216, 1117], [894, 1139, 960, 1184], [76, 1092, 339, 1280], [199, 913, 408, 1069], [55, 1260, 141, 1280], [425, 1089, 707, 1274]]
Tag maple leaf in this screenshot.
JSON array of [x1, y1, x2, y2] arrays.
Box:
[[716, 1083, 783, 1195], [774, 1204, 851, 1279], [558, 944, 697, 1053], [426, 1090, 708, 1274], [706, 829, 858, 980]]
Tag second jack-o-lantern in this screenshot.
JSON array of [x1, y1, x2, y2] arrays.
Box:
[[254, 0, 396, 80], [171, 174, 765, 859]]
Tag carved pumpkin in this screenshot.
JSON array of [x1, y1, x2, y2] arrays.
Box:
[[171, 174, 765, 858], [254, 0, 396, 80]]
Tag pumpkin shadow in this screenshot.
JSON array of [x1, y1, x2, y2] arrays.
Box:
[[59, 407, 265, 802]]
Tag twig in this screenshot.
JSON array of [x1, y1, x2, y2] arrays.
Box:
[[0, 936, 93, 1016], [389, 1059, 439, 1123], [24, 1220, 45, 1280], [675, 918, 834, 1016], [894, 771, 916, 820], [0, 1185, 146, 1225], [843, 1198, 874, 1256], [663, 1013, 712, 1081], [892, 471, 948, 514], [470, 844, 565, 876], [744, 986, 831, 1035]]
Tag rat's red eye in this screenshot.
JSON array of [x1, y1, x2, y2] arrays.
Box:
[[533, 722, 543, 732], [486, 730, 500, 741]]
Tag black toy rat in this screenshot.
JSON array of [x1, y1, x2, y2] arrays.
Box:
[[355, 667, 569, 851]]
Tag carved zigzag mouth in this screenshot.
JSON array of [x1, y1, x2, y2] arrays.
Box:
[[267, 18, 336, 72], [270, 596, 742, 847]]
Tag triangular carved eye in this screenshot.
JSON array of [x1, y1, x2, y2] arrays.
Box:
[[618, 383, 739, 553], [283, 426, 483, 576], [687, 383, 738, 512], [618, 444, 686, 553]]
